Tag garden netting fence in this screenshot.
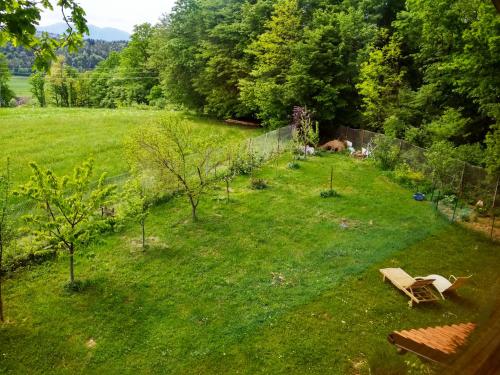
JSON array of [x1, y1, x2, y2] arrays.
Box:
[[5, 125, 294, 255], [335, 125, 499, 240]]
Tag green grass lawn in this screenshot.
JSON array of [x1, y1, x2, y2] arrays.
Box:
[[1, 152, 498, 374], [8, 76, 32, 98], [0, 107, 261, 187]]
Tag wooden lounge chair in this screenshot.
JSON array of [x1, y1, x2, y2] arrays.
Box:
[[416, 274, 472, 300], [388, 322, 476, 363], [380, 268, 439, 307]]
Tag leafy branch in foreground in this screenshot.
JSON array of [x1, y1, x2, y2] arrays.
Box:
[[0, 0, 88, 70], [17, 160, 115, 287]]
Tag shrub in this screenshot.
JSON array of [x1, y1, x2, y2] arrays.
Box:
[[320, 189, 339, 198], [425, 141, 463, 192], [372, 135, 400, 170], [394, 163, 425, 189], [250, 178, 268, 190], [2, 249, 57, 274], [288, 162, 300, 169], [459, 208, 473, 222], [293, 154, 307, 161], [230, 151, 264, 175], [441, 194, 457, 207]]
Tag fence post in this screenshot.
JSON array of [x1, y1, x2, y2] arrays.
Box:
[[361, 130, 364, 149], [277, 127, 281, 153], [452, 162, 466, 222], [330, 167, 333, 192], [490, 175, 499, 240]]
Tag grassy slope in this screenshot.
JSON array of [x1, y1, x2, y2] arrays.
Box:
[[0, 107, 260, 187], [1, 153, 498, 374], [8, 76, 31, 98]]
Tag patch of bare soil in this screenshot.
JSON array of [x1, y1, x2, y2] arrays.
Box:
[[126, 236, 169, 252], [437, 204, 499, 241], [462, 216, 500, 242]]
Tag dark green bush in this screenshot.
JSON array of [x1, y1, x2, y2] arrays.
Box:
[[2, 249, 57, 275], [288, 162, 300, 169], [250, 178, 268, 190], [320, 189, 339, 198], [372, 135, 400, 170]]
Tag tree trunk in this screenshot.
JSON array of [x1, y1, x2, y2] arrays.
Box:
[[0, 279, 3, 322], [188, 196, 197, 222], [191, 204, 197, 221], [69, 243, 75, 284]]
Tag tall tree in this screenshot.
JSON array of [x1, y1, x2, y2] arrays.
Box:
[[0, 53, 14, 106], [287, 6, 375, 126], [46, 55, 78, 107], [357, 32, 406, 130], [149, 0, 206, 110], [240, 0, 303, 128], [116, 23, 158, 105], [29, 71, 46, 107]]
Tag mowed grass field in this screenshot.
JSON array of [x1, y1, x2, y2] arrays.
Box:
[[0, 107, 261, 187], [8, 76, 32, 98], [0, 148, 498, 373]]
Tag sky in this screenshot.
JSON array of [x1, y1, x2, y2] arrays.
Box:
[[40, 0, 177, 33]]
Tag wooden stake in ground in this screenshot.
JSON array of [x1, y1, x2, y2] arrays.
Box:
[[225, 177, 230, 203], [452, 162, 466, 222], [330, 166, 333, 192]]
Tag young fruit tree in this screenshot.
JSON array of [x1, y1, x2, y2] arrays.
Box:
[[122, 177, 151, 251], [128, 116, 222, 221], [291, 106, 319, 159], [0, 159, 13, 322], [18, 160, 115, 287]]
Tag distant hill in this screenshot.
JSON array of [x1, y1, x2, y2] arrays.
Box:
[[38, 23, 130, 41], [1, 39, 128, 75]]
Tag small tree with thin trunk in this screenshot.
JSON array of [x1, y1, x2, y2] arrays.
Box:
[[122, 177, 151, 251], [128, 116, 222, 221], [18, 160, 115, 288], [0, 159, 14, 322], [291, 106, 319, 159]]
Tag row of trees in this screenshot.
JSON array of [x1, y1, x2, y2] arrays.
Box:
[[29, 24, 159, 108], [0, 115, 236, 321], [26, 0, 500, 172]]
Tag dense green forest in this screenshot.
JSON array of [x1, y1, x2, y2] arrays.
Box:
[[0, 39, 127, 75], [2, 0, 499, 172]]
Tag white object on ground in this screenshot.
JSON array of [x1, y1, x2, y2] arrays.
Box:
[[345, 140, 353, 147]]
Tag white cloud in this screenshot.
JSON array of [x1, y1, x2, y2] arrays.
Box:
[[40, 0, 176, 33]]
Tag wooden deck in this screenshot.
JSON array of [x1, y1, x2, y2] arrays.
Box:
[[388, 323, 476, 363]]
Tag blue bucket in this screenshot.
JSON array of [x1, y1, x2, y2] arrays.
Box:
[[413, 192, 426, 201]]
